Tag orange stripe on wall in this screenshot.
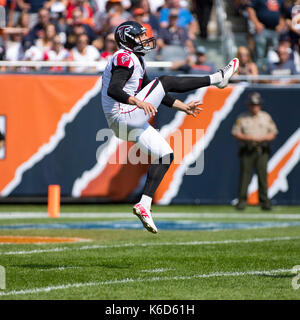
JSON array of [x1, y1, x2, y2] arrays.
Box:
[[247, 139, 300, 205], [81, 141, 150, 200], [0, 74, 98, 193], [154, 87, 234, 203]]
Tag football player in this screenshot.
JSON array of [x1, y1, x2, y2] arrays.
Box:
[[101, 21, 239, 233]]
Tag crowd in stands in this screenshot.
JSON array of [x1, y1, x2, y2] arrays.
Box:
[[0, 0, 299, 81]]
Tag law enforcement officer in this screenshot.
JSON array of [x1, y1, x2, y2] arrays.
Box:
[[232, 92, 278, 210]]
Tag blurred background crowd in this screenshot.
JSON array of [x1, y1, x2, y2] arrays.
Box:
[[0, 0, 299, 81]]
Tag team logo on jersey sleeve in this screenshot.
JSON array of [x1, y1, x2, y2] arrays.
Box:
[[116, 53, 132, 67]]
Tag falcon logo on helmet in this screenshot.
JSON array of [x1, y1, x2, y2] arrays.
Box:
[[115, 21, 156, 55], [117, 25, 133, 42]]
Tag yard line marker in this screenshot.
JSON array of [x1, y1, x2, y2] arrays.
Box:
[[0, 268, 291, 297], [0, 212, 300, 220], [141, 268, 174, 273], [1, 236, 299, 256]]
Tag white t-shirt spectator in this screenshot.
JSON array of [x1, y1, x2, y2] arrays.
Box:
[[5, 41, 24, 61], [70, 45, 100, 73]]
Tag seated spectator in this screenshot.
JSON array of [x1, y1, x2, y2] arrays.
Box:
[[100, 32, 117, 61], [159, 0, 197, 40], [69, 33, 100, 73], [94, 0, 131, 35], [236, 45, 259, 75], [134, 0, 160, 35], [4, 29, 25, 62], [267, 43, 299, 83], [22, 7, 61, 50], [44, 34, 69, 72], [132, 8, 154, 38], [65, 7, 97, 49], [157, 8, 195, 55], [246, 0, 286, 71], [35, 22, 57, 51], [170, 46, 217, 75]]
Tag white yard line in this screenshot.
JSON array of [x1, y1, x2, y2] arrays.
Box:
[[0, 268, 291, 297], [0, 212, 300, 219], [1, 236, 299, 256]]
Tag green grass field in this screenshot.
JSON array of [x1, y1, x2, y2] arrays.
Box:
[[0, 204, 299, 300]]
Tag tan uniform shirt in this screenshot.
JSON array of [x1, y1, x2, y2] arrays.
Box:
[[232, 110, 278, 139]]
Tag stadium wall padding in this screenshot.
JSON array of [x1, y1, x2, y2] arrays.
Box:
[[0, 74, 299, 204]]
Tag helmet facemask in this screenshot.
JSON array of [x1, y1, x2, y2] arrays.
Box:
[[134, 33, 156, 54]]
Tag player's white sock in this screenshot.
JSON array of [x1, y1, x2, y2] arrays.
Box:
[[209, 71, 222, 85], [140, 194, 152, 210]]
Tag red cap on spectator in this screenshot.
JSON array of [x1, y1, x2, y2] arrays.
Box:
[[133, 8, 145, 16]]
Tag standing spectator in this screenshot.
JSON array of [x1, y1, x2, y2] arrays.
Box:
[[94, 0, 131, 36], [135, 0, 159, 35], [132, 8, 153, 38], [159, 0, 197, 40], [232, 92, 278, 211], [66, 0, 94, 21], [171, 45, 217, 75], [236, 46, 259, 75], [69, 33, 100, 73], [157, 8, 195, 55], [16, 0, 49, 27], [284, 0, 300, 50], [246, 0, 286, 71], [192, 0, 213, 39], [267, 43, 299, 83]]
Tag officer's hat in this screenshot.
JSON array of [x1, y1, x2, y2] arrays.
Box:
[[248, 92, 262, 105]]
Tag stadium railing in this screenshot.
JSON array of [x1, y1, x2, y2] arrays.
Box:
[[0, 60, 300, 83]]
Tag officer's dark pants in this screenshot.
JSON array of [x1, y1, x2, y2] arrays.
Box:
[[238, 150, 270, 207]]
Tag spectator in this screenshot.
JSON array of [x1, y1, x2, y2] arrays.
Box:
[[135, 0, 160, 35], [100, 32, 117, 61], [65, 7, 97, 49], [22, 7, 61, 50], [69, 33, 100, 73], [92, 0, 131, 14], [16, 0, 49, 27], [44, 34, 69, 72], [192, 0, 213, 39], [236, 46, 259, 75], [35, 22, 57, 51], [157, 8, 195, 55], [267, 43, 299, 83], [246, 0, 286, 71], [159, 0, 197, 40], [94, 0, 131, 35], [4, 28, 25, 62], [284, 0, 300, 50], [133, 8, 154, 38], [171, 45, 217, 75], [66, 0, 94, 22]]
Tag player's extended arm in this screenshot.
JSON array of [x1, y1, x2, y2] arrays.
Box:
[[107, 66, 158, 117]]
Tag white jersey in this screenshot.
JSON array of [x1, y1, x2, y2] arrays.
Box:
[[101, 49, 146, 115]]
